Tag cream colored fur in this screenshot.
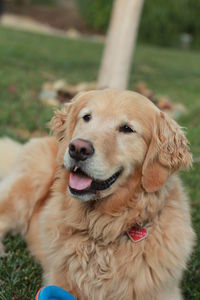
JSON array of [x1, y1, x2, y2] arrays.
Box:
[[0, 137, 22, 179], [0, 89, 195, 299]]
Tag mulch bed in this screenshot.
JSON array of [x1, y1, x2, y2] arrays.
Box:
[[4, 2, 91, 33]]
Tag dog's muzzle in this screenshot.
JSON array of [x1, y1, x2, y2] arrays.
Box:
[[68, 167, 122, 196]]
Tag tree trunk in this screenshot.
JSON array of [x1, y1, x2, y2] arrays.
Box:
[[97, 0, 144, 90]]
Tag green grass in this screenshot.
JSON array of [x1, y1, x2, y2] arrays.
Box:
[[0, 27, 200, 299]]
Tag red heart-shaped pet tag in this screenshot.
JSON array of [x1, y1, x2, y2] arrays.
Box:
[[127, 226, 148, 243]]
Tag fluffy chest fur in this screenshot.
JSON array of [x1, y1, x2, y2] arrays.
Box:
[[39, 175, 194, 300]]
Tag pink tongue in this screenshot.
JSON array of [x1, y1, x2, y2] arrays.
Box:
[[69, 172, 92, 191]]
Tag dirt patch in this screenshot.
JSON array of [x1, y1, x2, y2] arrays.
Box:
[[4, 1, 91, 33]]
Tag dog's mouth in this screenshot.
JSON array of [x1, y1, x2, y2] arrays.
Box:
[[69, 166, 122, 196]]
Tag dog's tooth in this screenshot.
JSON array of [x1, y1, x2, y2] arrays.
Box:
[[73, 166, 78, 172]]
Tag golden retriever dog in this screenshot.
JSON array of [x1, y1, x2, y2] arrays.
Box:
[[0, 89, 195, 299]]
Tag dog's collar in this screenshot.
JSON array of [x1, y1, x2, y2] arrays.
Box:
[[127, 222, 151, 243]]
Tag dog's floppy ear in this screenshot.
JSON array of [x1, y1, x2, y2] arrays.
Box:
[[142, 111, 192, 193], [50, 103, 72, 142]]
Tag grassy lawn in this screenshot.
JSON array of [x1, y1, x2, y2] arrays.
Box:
[[0, 27, 200, 299]]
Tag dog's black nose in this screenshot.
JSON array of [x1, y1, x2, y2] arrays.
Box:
[[69, 139, 94, 161]]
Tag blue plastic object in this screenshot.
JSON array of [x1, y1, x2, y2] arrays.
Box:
[[36, 285, 77, 300]]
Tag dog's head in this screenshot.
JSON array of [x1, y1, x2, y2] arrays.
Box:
[[51, 89, 192, 201]]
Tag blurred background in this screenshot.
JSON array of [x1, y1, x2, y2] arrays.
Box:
[[1, 0, 200, 48], [0, 0, 200, 299]]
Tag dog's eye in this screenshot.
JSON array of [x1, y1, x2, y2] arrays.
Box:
[[119, 124, 136, 134], [83, 114, 91, 122]]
